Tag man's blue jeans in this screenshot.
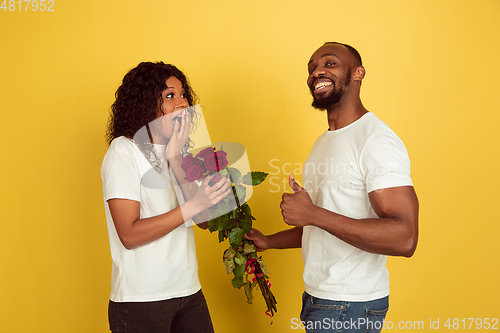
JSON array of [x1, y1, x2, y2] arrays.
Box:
[[300, 292, 389, 333]]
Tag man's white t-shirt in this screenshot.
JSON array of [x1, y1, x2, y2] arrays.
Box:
[[101, 136, 201, 302], [302, 112, 413, 302]]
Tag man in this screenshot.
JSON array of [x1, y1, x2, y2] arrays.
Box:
[[246, 42, 418, 333]]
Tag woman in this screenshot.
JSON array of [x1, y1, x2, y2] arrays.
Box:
[[101, 62, 229, 332]]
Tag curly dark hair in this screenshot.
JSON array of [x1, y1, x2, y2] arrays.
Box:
[[106, 62, 198, 145], [106, 62, 199, 170]]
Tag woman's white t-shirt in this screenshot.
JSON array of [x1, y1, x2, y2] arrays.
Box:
[[101, 136, 200, 302]]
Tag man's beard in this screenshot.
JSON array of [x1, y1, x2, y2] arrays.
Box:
[[311, 68, 351, 110]]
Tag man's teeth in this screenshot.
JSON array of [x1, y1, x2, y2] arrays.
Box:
[[315, 81, 332, 90]]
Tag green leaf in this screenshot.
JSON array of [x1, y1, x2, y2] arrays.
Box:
[[227, 220, 238, 230], [218, 202, 230, 215], [223, 247, 235, 259], [229, 167, 242, 184], [240, 215, 252, 233], [244, 281, 254, 304], [242, 171, 268, 186], [234, 184, 246, 203], [220, 215, 231, 230], [214, 216, 224, 231], [224, 258, 235, 274], [234, 252, 246, 266], [207, 218, 217, 233], [218, 215, 229, 230], [229, 227, 245, 248], [226, 196, 237, 209], [208, 207, 218, 220], [237, 209, 246, 222], [242, 203, 251, 217], [241, 172, 252, 185], [233, 262, 245, 278], [218, 230, 226, 243], [260, 263, 268, 275], [243, 242, 256, 254], [231, 276, 244, 289], [247, 252, 257, 260]]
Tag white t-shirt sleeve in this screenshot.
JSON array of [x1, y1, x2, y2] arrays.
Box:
[[360, 131, 413, 193], [102, 146, 141, 202]]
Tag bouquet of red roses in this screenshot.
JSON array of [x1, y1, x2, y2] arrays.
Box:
[[181, 146, 278, 321]]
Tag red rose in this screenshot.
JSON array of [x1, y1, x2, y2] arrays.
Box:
[[205, 150, 228, 172], [216, 150, 229, 169], [184, 165, 204, 182], [195, 147, 214, 161], [193, 157, 205, 167], [181, 154, 195, 170]]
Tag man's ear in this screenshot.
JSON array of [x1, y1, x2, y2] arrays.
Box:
[[354, 66, 365, 81]]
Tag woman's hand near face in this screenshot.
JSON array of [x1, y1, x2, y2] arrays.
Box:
[[166, 109, 191, 160]]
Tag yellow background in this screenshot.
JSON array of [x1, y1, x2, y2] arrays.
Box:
[[1, 0, 499, 332]]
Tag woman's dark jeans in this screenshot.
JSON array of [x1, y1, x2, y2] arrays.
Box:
[[108, 290, 214, 333]]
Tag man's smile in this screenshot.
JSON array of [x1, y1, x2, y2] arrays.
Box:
[[311, 79, 333, 95], [315, 81, 332, 91]]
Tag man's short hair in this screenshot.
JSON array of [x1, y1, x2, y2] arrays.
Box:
[[323, 42, 362, 67]]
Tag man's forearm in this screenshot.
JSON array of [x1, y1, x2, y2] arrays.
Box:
[[281, 186, 418, 257], [309, 206, 417, 257], [268, 227, 303, 249]]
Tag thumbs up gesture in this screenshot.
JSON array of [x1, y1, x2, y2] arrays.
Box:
[[280, 174, 314, 227], [289, 174, 303, 193]]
